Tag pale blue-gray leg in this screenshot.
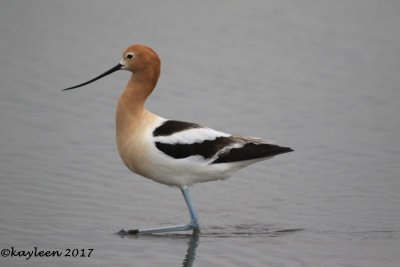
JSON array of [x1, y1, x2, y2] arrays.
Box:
[[135, 186, 200, 234], [181, 186, 200, 229]]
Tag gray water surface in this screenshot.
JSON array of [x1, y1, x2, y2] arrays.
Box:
[[1, 1, 400, 266]]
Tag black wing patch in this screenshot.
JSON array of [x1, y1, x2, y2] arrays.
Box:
[[153, 120, 202, 137], [212, 143, 293, 164], [155, 134, 294, 163], [155, 137, 232, 160]]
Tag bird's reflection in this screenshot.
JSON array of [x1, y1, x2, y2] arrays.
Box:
[[181, 232, 199, 267], [117, 230, 199, 267], [117, 224, 304, 266]]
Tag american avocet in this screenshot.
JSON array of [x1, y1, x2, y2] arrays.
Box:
[[63, 44, 293, 234]]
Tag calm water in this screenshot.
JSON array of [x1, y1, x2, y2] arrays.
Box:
[[1, 1, 400, 266]]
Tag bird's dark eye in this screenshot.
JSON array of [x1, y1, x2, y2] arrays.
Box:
[[127, 54, 133, 59]]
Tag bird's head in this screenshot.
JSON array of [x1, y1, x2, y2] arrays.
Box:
[[62, 44, 160, 91]]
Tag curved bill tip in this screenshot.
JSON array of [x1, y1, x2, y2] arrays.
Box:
[[62, 63, 123, 91]]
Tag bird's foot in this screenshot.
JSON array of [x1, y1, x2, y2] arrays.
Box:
[[119, 221, 199, 235]]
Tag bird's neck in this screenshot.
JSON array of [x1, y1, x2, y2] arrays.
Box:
[[116, 64, 161, 139], [121, 65, 160, 112]]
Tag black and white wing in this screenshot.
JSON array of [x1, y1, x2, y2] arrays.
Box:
[[153, 120, 293, 164]]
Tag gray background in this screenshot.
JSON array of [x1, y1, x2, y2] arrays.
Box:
[[1, 1, 399, 266]]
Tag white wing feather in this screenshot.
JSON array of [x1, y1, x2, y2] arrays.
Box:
[[153, 127, 230, 145]]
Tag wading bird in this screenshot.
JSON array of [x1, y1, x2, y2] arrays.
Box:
[[63, 44, 293, 234]]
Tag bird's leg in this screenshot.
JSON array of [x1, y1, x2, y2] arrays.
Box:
[[129, 186, 200, 235], [181, 185, 200, 229]]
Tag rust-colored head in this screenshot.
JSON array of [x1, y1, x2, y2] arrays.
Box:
[[120, 44, 160, 73], [62, 44, 160, 91]]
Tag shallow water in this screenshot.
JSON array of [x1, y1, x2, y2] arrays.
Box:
[[1, 0, 400, 266]]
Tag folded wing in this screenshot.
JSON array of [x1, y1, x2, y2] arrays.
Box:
[[153, 120, 293, 164]]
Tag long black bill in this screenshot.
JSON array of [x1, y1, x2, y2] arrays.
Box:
[[62, 63, 123, 91]]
